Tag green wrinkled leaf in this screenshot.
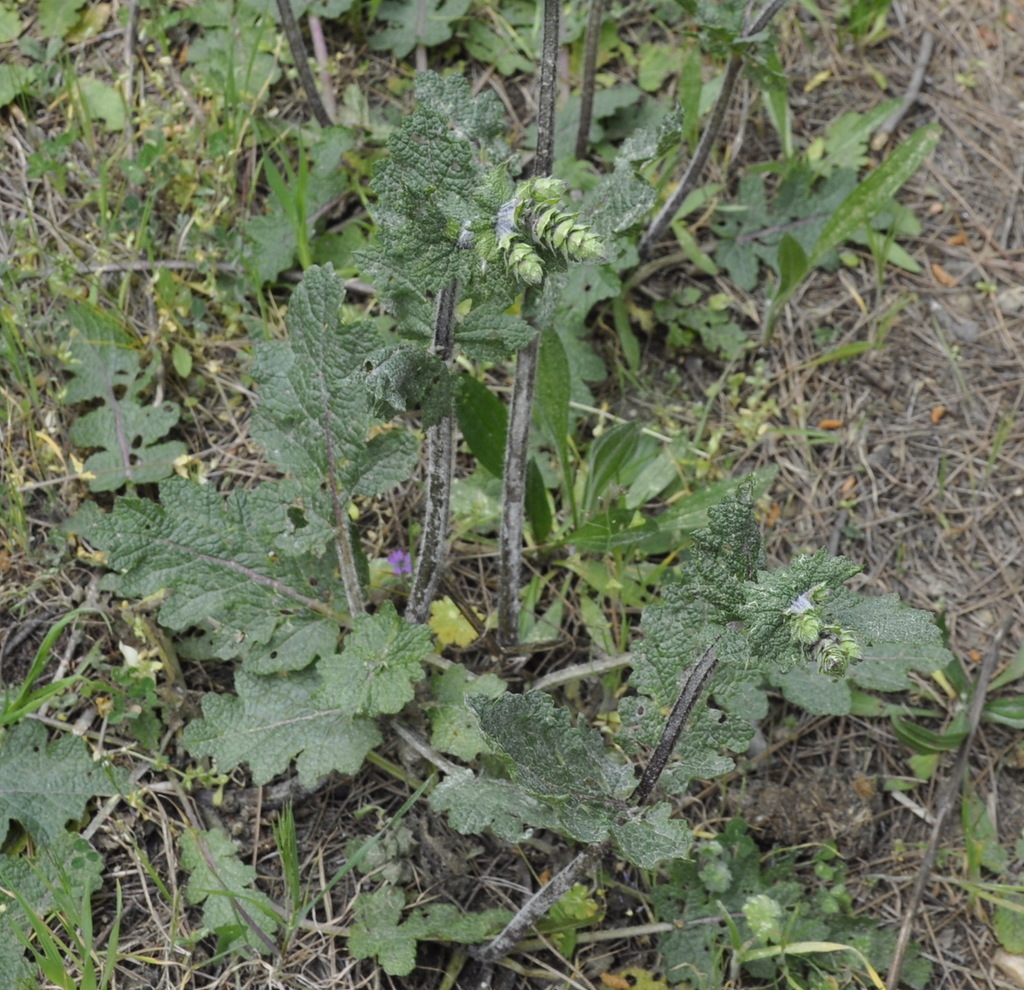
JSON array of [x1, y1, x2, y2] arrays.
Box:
[[830, 590, 952, 691], [611, 802, 694, 869], [427, 665, 506, 761], [62, 302, 185, 491], [366, 103, 480, 294], [455, 305, 537, 363], [369, 0, 472, 58], [315, 602, 433, 716], [348, 887, 511, 975], [472, 692, 636, 802], [244, 618, 340, 675], [742, 549, 862, 667], [180, 827, 279, 952], [251, 264, 418, 496], [412, 70, 506, 147], [183, 668, 381, 785], [72, 477, 344, 661], [0, 721, 127, 846], [768, 661, 852, 716], [348, 888, 414, 975], [430, 769, 559, 842], [364, 344, 454, 426]]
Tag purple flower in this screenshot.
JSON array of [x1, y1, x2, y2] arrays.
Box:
[[387, 549, 412, 576]]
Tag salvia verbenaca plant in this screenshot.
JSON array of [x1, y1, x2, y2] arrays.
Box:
[[36, 0, 952, 984]]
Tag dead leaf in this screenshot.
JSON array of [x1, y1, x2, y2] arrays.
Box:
[[994, 949, 1024, 988], [978, 25, 999, 48]]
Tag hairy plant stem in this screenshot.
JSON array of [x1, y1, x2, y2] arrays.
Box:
[[496, 0, 560, 647], [473, 841, 610, 967], [406, 280, 459, 624], [496, 331, 538, 647], [533, 0, 560, 180], [274, 0, 334, 128], [575, 0, 605, 160], [637, 0, 791, 260], [471, 644, 719, 968], [630, 642, 719, 805]]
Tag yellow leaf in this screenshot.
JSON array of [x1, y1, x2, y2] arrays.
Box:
[[804, 70, 832, 93], [429, 597, 479, 647]]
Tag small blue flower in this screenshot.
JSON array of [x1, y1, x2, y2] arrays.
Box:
[[387, 549, 412, 576]]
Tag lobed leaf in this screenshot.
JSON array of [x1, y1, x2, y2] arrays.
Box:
[[251, 264, 419, 496], [0, 720, 128, 846], [183, 668, 381, 786], [348, 886, 512, 975], [348, 887, 417, 975], [368, 0, 472, 58], [314, 602, 433, 716], [62, 301, 185, 491], [74, 477, 344, 662], [180, 827, 280, 952]]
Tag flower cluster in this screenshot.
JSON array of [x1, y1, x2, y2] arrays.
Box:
[[492, 177, 604, 285], [784, 586, 861, 677]]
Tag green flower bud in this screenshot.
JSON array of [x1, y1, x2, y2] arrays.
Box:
[[525, 177, 564, 203], [814, 638, 849, 677], [551, 217, 576, 250], [507, 241, 543, 284], [532, 205, 560, 242], [790, 611, 822, 645], [837, 628, 861, 661]]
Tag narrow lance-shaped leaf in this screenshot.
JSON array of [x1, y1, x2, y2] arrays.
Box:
[[809, 124, 941, 267]]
